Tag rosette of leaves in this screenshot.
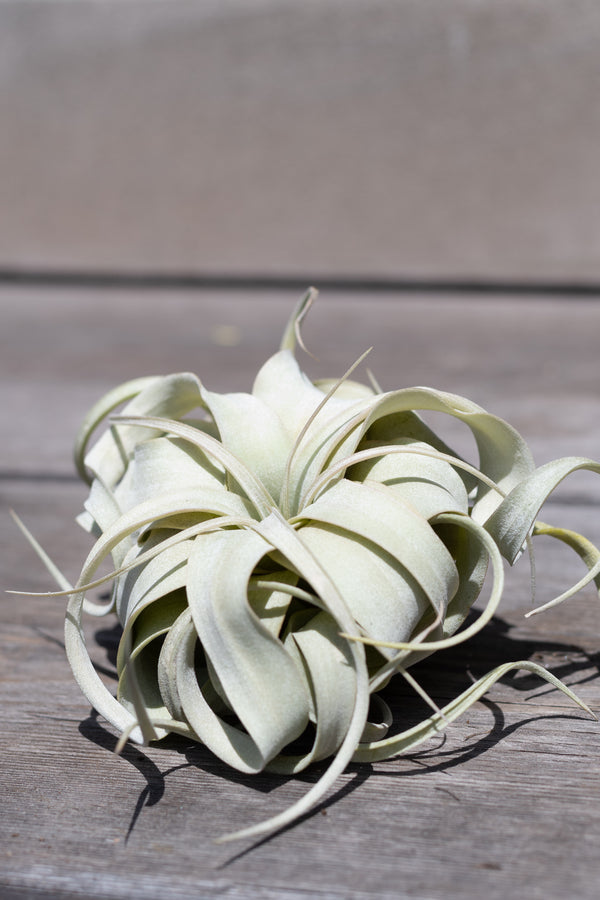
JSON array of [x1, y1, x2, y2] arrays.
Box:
[[20, 291, 600, 842]]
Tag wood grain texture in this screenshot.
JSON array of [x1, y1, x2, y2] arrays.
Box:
[[2, 0, 600, 280], [1, 290, 600, 899]]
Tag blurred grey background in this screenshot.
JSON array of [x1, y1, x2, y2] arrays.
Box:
[[2, 0, 600, 283]]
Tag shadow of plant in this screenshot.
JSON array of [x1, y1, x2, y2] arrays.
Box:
[[77, 611, 598, 847], [414, 610, 600, 698]]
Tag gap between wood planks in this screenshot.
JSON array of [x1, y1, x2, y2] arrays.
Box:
[[2, 267, 600, 299]]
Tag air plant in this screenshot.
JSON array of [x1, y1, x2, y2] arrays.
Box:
[[16, 290, 600, 842]]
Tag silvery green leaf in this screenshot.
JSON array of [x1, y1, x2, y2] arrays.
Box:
[[485, 456, 600, 563], [295, 479, 459, 622], [185, 527, 310, 765], [81, 372, 204, 488]]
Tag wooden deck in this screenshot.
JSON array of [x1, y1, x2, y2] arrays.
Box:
[[2, 289, 600, 899]]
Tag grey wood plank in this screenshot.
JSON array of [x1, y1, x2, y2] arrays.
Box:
[[3, 288, 600, 471], [2, 289, 600, 898], [2, 1, 600, 280]]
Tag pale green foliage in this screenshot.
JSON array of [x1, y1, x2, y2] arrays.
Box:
[[20, 291, 600, 842]]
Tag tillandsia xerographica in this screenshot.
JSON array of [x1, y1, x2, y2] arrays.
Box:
[[16, 290, 600, 842]]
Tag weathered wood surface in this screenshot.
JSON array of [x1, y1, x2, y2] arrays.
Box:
[[1, 290, 600, 899], [2, 0, 600, 280]]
